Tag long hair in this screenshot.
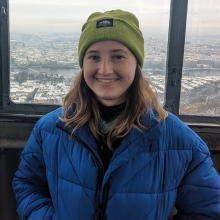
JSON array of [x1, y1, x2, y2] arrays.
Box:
[[62, 65, 167, 151]]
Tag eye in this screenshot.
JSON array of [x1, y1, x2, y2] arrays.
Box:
[[89, 55, 100, 60], [113, 55, 123, 59]]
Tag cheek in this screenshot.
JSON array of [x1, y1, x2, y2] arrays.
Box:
[[126, 71, 136, 88], [124, 68, 136, 82]]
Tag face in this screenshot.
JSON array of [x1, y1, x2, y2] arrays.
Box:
[[83, 40, 137, 106]]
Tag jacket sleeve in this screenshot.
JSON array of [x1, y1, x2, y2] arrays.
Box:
[[173, 140, 220, 220], [12, 122, 55, 220]]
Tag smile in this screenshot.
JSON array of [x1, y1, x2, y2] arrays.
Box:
[[97, 79, 118, 83]]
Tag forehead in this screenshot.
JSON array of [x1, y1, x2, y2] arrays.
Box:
[[86, 40, 130, 52]]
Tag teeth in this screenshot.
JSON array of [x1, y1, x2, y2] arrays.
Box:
[[98, 79, 117, 83]]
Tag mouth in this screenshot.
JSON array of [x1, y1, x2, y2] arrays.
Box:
[[97, 79, 118, 83]]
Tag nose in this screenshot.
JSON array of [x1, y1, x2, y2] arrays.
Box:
[[98, 58, 113, 75]]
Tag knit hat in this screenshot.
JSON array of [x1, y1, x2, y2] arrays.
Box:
[[78, 9, 144, 68]]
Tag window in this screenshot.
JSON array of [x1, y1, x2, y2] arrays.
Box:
[[9, 0, 170, 106], [1, 0, 220, 124], [180, 0, 220, 116]]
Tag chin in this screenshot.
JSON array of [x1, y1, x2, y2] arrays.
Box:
[[99, 97, 115, 103]]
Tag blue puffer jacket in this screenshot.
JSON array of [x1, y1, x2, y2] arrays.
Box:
[[13, 107, 220, 220]]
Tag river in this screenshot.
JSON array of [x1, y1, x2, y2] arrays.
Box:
[[11, 66, 220, 79]]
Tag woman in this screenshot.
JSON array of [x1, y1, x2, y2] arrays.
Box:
[[13, 10, 220, 220]]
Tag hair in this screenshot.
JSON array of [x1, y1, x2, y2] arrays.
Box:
[[62, 64, 167, 151]]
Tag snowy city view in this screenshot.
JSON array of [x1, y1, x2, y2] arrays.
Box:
[[10, 32, 220, 116]]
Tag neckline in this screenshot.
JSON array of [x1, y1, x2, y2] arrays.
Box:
[[98, 101, 126, 123]]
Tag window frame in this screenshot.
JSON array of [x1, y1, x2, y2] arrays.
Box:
[[0, 0, 220, 124], [0, 0, 59, 115], [165, 0, 220, 124]]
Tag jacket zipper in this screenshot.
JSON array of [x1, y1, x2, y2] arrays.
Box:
[[56, 124, 108, 220]]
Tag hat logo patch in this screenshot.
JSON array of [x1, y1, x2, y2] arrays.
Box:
[[97, 19, 113, 28]]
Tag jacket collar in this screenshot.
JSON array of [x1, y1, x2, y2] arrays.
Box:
[[56, 105, 162, 144], [56, 104, 161, 132], [55, 105, 162, 162]]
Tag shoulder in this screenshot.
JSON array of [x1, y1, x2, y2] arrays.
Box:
[[21, 107, 64, 156], [160, 112, 209, 155], [33, 107, 64, 137]]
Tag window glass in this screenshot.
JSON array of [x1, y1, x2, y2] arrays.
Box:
[[180, 0, 220, 116], [9, 0, 170, 105]]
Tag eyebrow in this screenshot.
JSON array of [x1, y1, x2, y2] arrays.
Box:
[[111, 49, 129, 54], [85, 50, 99, 54]]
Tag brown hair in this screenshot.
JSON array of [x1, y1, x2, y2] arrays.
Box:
[[62, 65, 167, 151]]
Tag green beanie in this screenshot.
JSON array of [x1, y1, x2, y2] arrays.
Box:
[[78, 9, 144, 68]]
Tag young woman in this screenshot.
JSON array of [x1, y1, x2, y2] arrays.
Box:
[[13, 10, 220, 220]]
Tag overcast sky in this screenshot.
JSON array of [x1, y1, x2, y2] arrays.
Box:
[[9, 0, 220, 36]]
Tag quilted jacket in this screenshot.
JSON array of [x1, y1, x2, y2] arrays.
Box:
[[13, 107, 220, 220]]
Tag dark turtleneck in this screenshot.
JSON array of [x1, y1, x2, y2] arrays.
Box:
[[98, 101, 126, 123], [95, 101, 126, 172]]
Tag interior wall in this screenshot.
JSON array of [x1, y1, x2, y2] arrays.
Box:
[[0, 149, 22, 220]]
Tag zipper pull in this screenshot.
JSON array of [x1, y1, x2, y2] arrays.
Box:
[[95, 217, 105, 220], [96, 205, 105, 220]]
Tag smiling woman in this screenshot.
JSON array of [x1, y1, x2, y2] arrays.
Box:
[[12, 8, 220, 220]]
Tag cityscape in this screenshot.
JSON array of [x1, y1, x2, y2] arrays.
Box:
[[10, 32, 220, 116]]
